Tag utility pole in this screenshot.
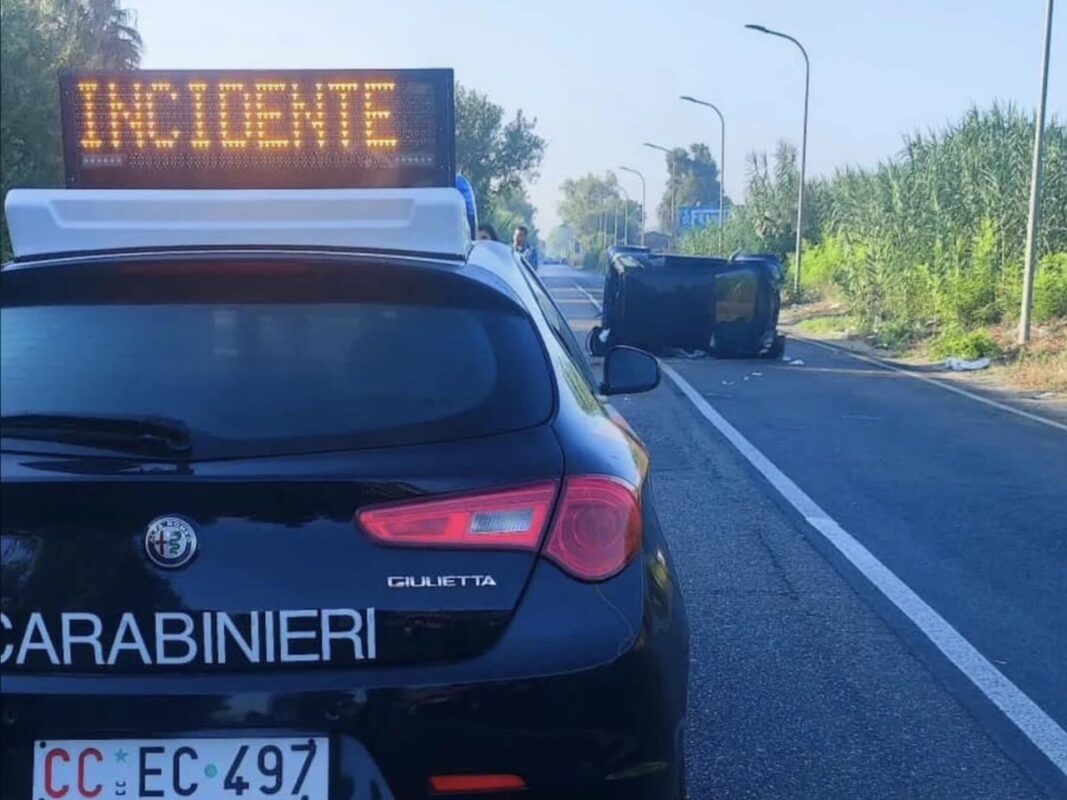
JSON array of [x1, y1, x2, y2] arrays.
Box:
[[1020, 0, 1055, 345], [680, 95, 727, 255], [746, 24, 810, 295]]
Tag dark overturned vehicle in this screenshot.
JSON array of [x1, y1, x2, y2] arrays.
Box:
[[588, 245, 787, 359], [0, 69, 690, 799]]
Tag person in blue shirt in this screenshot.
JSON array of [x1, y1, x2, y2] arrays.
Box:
[[513, 225, 539, 270]]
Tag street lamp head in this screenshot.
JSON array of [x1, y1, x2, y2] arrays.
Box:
[[680, 95, 696, 103], [745, 23, 770, 32]]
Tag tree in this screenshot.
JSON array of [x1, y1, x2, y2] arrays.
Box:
[[78, 0, 143, 69], [455, 85, 545, 226], [656, 143, 724, 232], [680, 140, 822, 264], [485, 184, 540, 246], [558, 171, 643, 266], [546, 224, 578, 261], [1, 0, 143, 258]]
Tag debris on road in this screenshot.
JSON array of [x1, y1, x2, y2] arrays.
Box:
[[786, 358, 806, 366], [662, 348, 707, 360], [944, 357, 991, 371]]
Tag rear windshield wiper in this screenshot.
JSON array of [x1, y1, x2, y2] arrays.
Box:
[[0, 413, 193, 456]]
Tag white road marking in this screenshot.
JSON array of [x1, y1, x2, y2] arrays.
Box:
[[573, 283, 603, 312], [661, 363, 1067, 776], [565, 277, 1067, 772], [797, 336, 1067, 434]]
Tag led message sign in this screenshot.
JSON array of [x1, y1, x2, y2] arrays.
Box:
[[60, 69, 455, 188]]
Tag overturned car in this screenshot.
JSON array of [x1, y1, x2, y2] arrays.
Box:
[[588, 247, 786, 359]]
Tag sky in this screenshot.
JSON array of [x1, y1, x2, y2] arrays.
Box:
[[127, 0, 1064, 232]]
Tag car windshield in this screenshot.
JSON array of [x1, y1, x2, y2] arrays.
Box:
[[0, 259, 553, 458]]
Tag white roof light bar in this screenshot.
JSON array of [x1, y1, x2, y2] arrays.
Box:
[[4, 188, 471, 260]]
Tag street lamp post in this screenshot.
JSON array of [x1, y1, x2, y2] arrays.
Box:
[[746, 23, 810, 296], [681, 95, 726, 255], [1020, 0, 1056, 345], [619, 184, 630, 245], [613, 199, 620, 246], [644, 142, 677, 249], [619, 166, 647, 246]]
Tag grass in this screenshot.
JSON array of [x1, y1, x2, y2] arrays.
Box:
[[792, 315, 861, 336], [1011, 349, 1067, 393], [1002, 319, 1067, 393], [787, 297, 1067, 396]]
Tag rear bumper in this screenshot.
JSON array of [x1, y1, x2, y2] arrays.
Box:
[[0, 562, 690, 799]]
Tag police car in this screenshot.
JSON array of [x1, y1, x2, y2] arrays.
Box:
[[0, 69, 690, 799]]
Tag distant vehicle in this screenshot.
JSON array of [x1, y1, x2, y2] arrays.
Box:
[[1, 67, 690, 800], [589, 246, 786, 359]]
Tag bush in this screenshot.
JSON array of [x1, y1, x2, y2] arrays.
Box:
[[933, 219, 1000, 328], [877, 320, 916, 350], [1034, 253, 1067, 322], [929, 328, 1002, 360], [800, 235, 846, 293]]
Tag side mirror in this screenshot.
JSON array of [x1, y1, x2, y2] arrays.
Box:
[[601, 346, 661, 396]]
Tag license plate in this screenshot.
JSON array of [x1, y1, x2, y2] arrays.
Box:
[[33, 737, 329, 800]]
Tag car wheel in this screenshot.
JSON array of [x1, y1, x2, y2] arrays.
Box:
[[762, 333, 786, 360], [588, 325, 609, 356]]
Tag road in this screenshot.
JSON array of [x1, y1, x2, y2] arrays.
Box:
[[539, 263, 1067, 800]]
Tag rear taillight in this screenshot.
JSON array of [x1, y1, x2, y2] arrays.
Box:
[[358, 482, 558, 551], [358, 477, 642, 581], [544, 476, 642, 582]]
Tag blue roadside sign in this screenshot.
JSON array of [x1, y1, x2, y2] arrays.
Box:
[[678, 205, 722, 231]]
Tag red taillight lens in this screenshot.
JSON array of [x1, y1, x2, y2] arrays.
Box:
[[430, 774, 528, 794], [544, 476, 642, 581], [358, 482, 558, 550]]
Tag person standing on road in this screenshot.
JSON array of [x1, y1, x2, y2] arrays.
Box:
[[513, 225, 539, 271], [477, 224, 499, 241]]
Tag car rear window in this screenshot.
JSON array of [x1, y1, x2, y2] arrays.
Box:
[[715, 270, 760, 323], [0, 257, 554, 458]]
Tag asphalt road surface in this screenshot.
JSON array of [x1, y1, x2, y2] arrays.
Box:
[[538, 262, 1067, 800]]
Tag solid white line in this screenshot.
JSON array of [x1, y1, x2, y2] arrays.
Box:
[[661, 363, 1067, 776], [796, 335, 1067, 434]]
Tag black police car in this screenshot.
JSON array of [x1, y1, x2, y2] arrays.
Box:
[[0, 68, 690, 799]]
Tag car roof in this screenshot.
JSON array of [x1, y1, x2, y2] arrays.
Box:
[[465, 240, 527, 290], [1, 187, 545, 316], [3, 188, 472, 262]]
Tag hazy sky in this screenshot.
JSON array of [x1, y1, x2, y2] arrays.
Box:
[[128, 0, 1063, 232]]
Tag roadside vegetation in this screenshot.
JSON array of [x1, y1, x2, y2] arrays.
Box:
[[1, 0, 143, 259], [681, 105, 1067, 390]]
